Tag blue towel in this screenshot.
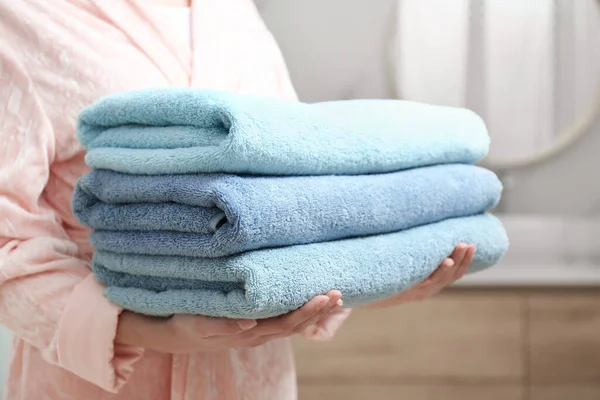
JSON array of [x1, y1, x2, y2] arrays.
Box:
[[72, 164, 502, 258], [92, 214, 508, 319], [77, 88, 489, 176]]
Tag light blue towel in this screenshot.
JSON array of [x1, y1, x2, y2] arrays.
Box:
[[72, 164, 502, 257], [92, 214, 509, 319], [77, 88, 489, 176]]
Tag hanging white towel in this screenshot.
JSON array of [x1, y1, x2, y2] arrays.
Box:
[[395, 0, 469, 108], [484, 0, 555, 162], [394, 0, 558, 162]]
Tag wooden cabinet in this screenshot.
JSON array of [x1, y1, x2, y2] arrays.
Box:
[[293, 289, 600, 400]]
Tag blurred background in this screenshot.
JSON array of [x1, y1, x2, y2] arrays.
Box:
[[1, 0, 599, 399], [257, 0, 600, 399]]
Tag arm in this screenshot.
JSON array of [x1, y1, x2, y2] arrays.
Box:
[[299, 244, 476, 341], [0, 47, 144, 393], [299, 245, 475, 339], [366, 243, 476, 308]]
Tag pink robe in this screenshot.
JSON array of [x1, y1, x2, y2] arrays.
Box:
[[0, 1, 350, 398]]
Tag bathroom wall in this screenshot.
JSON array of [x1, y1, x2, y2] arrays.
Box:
[[500, 115, 600, 215], [258, 0, 600, 216], [256, 0, 397, 102], [0, 326, 10, 398]]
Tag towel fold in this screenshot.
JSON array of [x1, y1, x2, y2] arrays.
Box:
[[73, 164, 502, 257], [92, 214, 509, 319], [77, 88, 489, 176]]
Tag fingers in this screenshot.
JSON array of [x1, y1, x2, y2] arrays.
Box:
[[323, 290, 342, 309], [204, 290, 342, 339], [246, 299, 343, 347], [426, 243, 476, 285], [295, 299, 343, 334], [236, 291, 342, 346], [276, 290, 342, 333], [424, 257, 455, 284], [450, 243, 468, 268], [426, 243, 474, 281], [252, 294, 331, 336], [454, 244, 476, 280], [302, 306, 351, 341]]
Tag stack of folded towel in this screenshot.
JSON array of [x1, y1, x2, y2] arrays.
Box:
[[73, 88, 509, 319]]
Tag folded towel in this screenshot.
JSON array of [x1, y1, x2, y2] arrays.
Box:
[[92, 214, 508, 319], [77, 88, 489, 176], [73, 164, 502, 258]]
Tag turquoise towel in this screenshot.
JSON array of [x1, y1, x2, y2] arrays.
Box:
[[92, 214, 508, 319], [72, 164, 501, 257], [77, 88, 489, 175]]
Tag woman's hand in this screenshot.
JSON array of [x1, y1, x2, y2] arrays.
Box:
[[116, 290, 343, 353], [297, 243, 477, 340], [116, 244, 475, 350], [366, 243, 476, 308], [301, 307, 352, 341]]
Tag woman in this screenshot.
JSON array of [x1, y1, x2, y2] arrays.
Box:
[[0, 0, 475, 398]]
